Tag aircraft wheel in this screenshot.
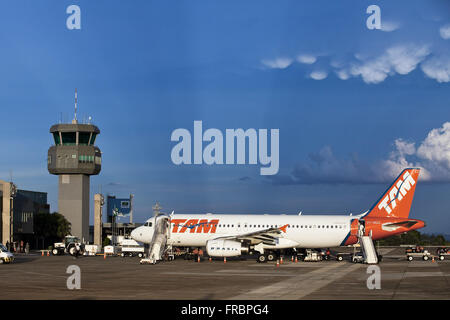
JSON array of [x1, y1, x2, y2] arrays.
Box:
[[267, 253, 276, 261], [423, 255, 429, 261], [257, 254, 267, 263], [52, 249, 59, 256], [407, 256, 413, 261], [439, 255, 445, 261]]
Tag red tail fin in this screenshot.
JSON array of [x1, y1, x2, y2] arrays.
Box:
[[365, 168, 420, 219]]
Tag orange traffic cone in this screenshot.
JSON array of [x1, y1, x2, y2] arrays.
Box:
[[47, 251, 50, 256], [197, 256, 200, 263], [224, 257, 227, 264], [295, 256, 298, 263], [41, 251, 44, 256], [291, 256, 294, 262], [432, 256, 435, 263], [280, 256, 283, 264], [209, 257, 212, 262], [276, 259, 280, 267], [104, 252, 106, 259]]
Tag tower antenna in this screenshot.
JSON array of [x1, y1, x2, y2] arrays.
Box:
[[74, 88, 78, 123]]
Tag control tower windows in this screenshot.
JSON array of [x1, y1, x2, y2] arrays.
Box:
[[79, 132, 91, 145], [61, 132, 76, 145], [53, 132, 61, 145], [89, 133, 97, 146], [78, 155, 94, 163]]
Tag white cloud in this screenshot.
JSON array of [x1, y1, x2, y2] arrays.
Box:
[[261, 57, 293, 69], [380, 122, 450, 182], [381, 21, 400, 32], [275, 122, 450, 184], [439, 24, 450, 40], [310, 70, 327, 80], [417, 122, 450, 169], [297, 54, 317, 64], [336, 70, 350, 80], [421, 56, 450, 83], [349, 45, 430, 84]]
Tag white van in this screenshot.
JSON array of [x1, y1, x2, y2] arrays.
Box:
[[0, 243, 14, 264]]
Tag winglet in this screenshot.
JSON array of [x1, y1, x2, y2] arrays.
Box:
[[279, 224, 289, 233]]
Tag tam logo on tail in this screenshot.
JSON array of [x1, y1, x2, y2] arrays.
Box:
[[378, 171, 416, 215], [367, 168, 420, 219]]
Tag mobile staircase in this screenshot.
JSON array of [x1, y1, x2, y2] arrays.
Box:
[[358, 229, 378, 264], [143, 215, 170, 264]]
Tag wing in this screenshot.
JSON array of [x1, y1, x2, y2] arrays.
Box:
[[213, 224, 289, 245]]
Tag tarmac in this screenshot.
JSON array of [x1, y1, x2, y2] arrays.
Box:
[[0, 247, 449, 300]]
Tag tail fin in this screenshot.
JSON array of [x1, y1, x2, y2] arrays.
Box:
[[365, 168, 420, 219]]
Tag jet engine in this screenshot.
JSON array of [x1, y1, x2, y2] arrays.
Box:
[[206, 239, 248, 257]]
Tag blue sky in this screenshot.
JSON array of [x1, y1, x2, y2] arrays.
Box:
[[0, 1, 449, 233]]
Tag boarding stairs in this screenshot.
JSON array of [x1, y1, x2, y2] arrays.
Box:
[[147, 215, 169, 263], [358, 228, 378, 264]]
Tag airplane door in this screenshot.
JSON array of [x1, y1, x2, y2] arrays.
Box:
[[350, 219, 359, 237], [238, 221, 249, 233]]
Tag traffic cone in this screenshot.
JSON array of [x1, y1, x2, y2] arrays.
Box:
[[295, 256, 298, 263], [224, 257, 226, 264], [280, 256, 283, 264], [104, 252, 106, 259], [276, 259, 280, 267], [209, 257, 212, 262], [47, 251, 49, 256], [291, 256, 294, 262], [197, 256, 200, 263], [432, 256, 435, 263]]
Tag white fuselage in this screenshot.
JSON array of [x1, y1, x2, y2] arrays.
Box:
[[132, 213, 356, 249]]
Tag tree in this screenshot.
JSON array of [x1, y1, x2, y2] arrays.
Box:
[[34, 212, 71, 242]]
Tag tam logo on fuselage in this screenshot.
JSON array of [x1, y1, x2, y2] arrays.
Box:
[[171, 219, 219, 233], [378, 171, 415, 216]]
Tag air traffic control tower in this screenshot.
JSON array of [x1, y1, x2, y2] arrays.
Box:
[[47, 93, 101, 242]]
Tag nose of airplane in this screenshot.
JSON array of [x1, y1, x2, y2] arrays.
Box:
[[131, 227, 141, 241]]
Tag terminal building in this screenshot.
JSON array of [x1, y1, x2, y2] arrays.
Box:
[[0, 180, 50, 247]]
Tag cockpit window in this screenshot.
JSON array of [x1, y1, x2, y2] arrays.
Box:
[[144, 222, 152, 227]]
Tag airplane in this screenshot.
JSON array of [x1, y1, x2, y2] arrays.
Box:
[[131, 168, 425, 262]]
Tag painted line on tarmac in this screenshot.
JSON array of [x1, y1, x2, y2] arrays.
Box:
[[161, 271, 294, 277], [229, 263, 362, 300]]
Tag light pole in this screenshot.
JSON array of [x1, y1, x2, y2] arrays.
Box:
[[9, 182, 17, 247]]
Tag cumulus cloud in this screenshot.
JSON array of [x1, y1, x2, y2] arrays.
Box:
[[270, 122, 450, 185], [297, 54, 317, 64], [261, 57, 293, 69], [440, 24, 450, 40], [381, 21, 400, 32], [335, 70, 350, 80], [421, 56, 450, 83], [348, 45, 430, 84], [309, 70, 327, 80]]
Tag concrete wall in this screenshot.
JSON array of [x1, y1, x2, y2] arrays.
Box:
[[0, 180, 11, 244], [94, 194, 103, 246], [58, 174, 90, 242]]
